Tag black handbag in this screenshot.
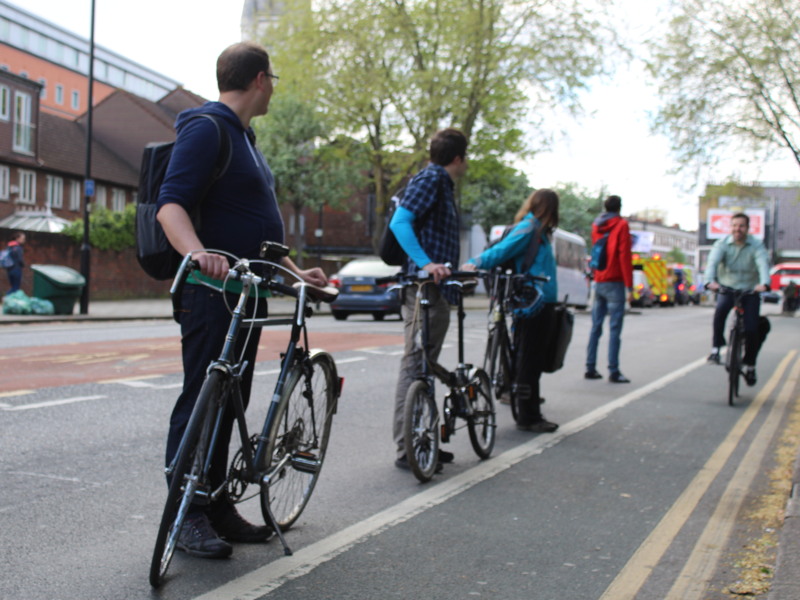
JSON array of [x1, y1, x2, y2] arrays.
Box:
[[542, 298, 574, 373]]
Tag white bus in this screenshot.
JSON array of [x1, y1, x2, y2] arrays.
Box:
[[488, 226, 590, 308]]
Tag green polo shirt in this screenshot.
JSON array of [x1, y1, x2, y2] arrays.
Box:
[[705, 234, 770, 290]]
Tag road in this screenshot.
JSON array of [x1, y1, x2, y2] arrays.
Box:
[[1, 303, 798, 600]]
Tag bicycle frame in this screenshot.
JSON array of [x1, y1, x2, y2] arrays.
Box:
[[167, 251, 338, 553]]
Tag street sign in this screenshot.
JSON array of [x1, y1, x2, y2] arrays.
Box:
[[707, 208, 765, 239], [84, 179, 95, 197]]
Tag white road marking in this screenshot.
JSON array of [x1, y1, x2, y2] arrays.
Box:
[[2, 395, 106, 411]]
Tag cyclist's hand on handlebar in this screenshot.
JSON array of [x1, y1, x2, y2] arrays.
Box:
[[298, 267, 328, 287], [707, 281, 720, 291], [460, 262, 477, 272], [755, 284, 768, 293], [194, 251, 230, 280], [423, 262, 451, 284]]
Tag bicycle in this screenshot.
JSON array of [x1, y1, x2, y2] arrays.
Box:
[[482, 268, 550, 422], [378, 270, 496, 483], [149, 242, 342, 588], [716, 285, 758, 406]]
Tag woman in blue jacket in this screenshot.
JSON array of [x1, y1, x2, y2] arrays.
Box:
[[463, 189, 560, 432]]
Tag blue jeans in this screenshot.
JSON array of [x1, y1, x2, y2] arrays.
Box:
[[586, 281, 626, 374]]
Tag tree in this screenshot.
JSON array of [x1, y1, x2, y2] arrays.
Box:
[[461, 159, 533, 234], [254, 93, 369, 265], [266, 0, 617, 246], [666, 246, 687, 263], [62, 204, 136, 251], [553, 182, 606, 245], [648, 0, 800, 174]]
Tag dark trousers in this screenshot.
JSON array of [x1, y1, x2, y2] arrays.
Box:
[[166, 284, 262, 508], [712, 291, 761, 366], [512, 304, 555, 425], [6, 267, 21, 294]]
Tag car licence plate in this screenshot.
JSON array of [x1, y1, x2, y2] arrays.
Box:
[[349, 284, 373, 292]]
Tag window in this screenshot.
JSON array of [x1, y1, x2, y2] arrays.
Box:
[[0, 85, 8, 120], [46, 175, 64, 208], [13, 92, 33, 153], [111, 188, 126, 212], [18, 170, 35, 204], [0, 166, 9, 200], [95, 185, 106, 209], [55, 84, 64, 105], [69, 180, 81, 211], [71, 90, 79, 110]]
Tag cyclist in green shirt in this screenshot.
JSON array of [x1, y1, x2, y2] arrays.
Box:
[[705, 213, 770, 385]]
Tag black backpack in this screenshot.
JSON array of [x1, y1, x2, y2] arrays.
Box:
[[135, 114, 231, 280], [378, 176, 444, 267]]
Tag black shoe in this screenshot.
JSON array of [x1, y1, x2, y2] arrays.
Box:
[[585, 370, 602, 380], [177, 513, 233, 558], [609, 372, 630, 383], [744, 367, 757, 386], [707, 352, 721, 365], [516, 418, 559, 433], [395, 455, 444, 473], [438, 449, 454, 463], [209, 504, 273, 543]]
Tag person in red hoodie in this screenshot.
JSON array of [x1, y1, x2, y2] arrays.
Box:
[[585, 195, 633, 383]]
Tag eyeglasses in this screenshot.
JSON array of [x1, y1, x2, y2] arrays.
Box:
[[265, 72, 279, 82]]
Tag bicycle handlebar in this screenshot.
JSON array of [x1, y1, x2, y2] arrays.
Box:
[[170, 250, 339, 306]]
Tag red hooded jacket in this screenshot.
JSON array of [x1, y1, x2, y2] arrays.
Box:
[[591, 213, 633, 289]]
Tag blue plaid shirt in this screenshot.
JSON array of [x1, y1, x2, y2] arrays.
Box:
[[399, 163, 460, 302]]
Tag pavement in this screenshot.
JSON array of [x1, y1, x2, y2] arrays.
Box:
[[1, 295, 799, 597]]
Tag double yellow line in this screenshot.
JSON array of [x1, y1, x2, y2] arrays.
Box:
[[600, 350, 800, 600]]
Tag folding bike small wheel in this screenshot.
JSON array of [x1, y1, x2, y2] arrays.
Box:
[[466, 367, 496, 459], [403, 379, 440, 483]]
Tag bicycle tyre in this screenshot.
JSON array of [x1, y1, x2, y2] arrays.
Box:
[[403, 379, 440, 483], [467, 367, 496, 459], [149, 370, 222, 588], [260, 351, 337, 530], [484, 326, 512, 404], [727, 327, 741, 406]]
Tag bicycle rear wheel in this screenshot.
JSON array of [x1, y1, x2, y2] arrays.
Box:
[[260, 352, 337, 530], [727, 327, 742, 406], [467, 367, 496, 459], [484, 326, 512, 404], [149, 370, 221, 588], [404, 379, 440, 482]]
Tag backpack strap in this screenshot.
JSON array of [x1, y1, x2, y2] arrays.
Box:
[[520, 223, 543, 273], [186, 114, 232, 227]]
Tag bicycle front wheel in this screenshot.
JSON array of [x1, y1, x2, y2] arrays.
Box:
[[467, 368, 496, 459], [484, 326, 512, 404], [149, 370, 221, 588], [727, 328, 742, 406], [404, 379, 440, 483], [260, 352, 337, 530]]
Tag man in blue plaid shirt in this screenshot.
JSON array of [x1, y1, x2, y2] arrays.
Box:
[[388, 128, 468, 471]]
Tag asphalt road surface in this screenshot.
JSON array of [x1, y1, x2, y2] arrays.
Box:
[[1, 302, 798, 600]]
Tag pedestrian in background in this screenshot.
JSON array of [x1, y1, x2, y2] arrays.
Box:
[[3, 231, 26, 295], [585, 195, 633, 383], [463, 189, 561, 432]]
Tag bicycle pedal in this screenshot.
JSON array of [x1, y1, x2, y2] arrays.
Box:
[[290, 451, 321, 474]]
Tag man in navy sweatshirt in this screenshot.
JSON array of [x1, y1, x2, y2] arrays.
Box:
[[157, 41, 326, 559]]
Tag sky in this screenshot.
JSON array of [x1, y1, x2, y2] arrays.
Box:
[[14, 0, 800, 232]]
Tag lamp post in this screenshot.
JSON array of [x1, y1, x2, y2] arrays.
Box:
[[79, 0, 96, 314]]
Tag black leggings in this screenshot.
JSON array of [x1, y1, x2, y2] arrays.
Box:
[[512, 304, 555, 425]]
